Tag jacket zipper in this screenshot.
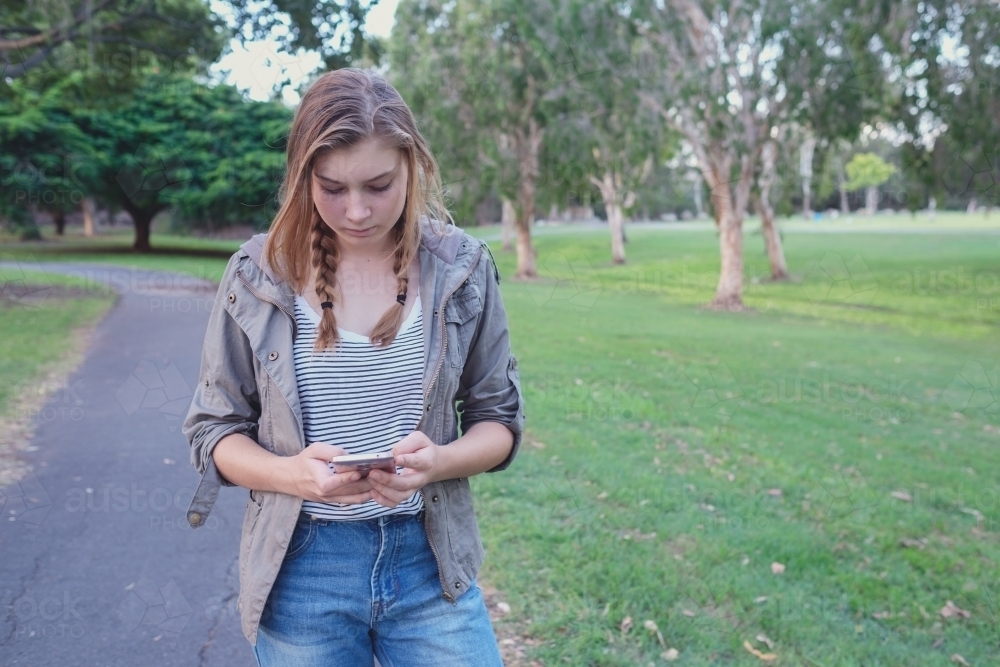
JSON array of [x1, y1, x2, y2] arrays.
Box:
[[421, 242, 484, 604], [236, 270, 298, 340]]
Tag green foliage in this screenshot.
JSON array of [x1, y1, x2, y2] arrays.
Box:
[[845, 153, 897, 191]]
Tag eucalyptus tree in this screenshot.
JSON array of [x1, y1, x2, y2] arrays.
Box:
[[390, 0, 573, 278], [634, 0, 887, 309], [559, 0, 666, 265]]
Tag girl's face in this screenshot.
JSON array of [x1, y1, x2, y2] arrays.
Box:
[[311, 137, 408, 255]]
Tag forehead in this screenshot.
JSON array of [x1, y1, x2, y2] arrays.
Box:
[[312, 138, 402, 182]]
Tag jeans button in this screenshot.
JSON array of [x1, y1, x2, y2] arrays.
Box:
[[432, 495, 439, 502], [268, 351, 278, 361]]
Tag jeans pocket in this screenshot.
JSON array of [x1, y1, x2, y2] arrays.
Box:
[[284, 516, 316, 561]]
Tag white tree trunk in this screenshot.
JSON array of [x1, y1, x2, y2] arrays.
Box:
[[755, 141, 788, 280], [866, 186, 878, 215], [82, 197, 97, 237], [500, 197, 515, 252], [590, 171, 627, 264]]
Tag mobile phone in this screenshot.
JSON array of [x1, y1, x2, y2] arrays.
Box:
[[329, 452, 396, 478]]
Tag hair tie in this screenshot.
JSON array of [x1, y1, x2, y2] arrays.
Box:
[[321, 301, 333, 310], [396, 293, 407, 305]]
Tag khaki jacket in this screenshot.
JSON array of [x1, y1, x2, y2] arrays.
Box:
[[181, 219, 525, 644]]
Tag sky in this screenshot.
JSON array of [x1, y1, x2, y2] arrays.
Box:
[[206, 0, 401, 106]]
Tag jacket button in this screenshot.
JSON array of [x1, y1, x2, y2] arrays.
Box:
[[432, 495, 439, 502], [425, 403, 431, 412], [268, 351, 278, 360], [228, 293, 235, 303], [454, 581, 462, 589], [204, 379, 209, 387], [189, 512, 202, 525]]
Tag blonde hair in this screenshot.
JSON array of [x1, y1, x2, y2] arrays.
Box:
[[263, 68, 454, 352]]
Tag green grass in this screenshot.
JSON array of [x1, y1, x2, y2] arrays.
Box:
[[4, 221, 1000, 664], [0, 270, 118, 424], [465, 227, 1000, 665]]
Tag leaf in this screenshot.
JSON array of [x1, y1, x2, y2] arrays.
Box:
[[644, 619, 665, 647], [496, 602, 511, 614], [940, 601, 971, 619], [661, 648, 680, 661], [891, 490, 913, 502], [743, 640, 778, 661], [597, 491, 608, 500], [899, 537, 927, 549], [771, 562, 786, 574], [755, 633, 774, 649], [767, 488, 783, 497], [951, 654, 970, 666], [620, 616, 633, 634]]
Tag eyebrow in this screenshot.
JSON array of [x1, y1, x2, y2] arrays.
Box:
[[314, 168, 396, 186]]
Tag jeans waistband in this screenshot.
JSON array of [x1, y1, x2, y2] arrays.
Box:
[[301, 507, 425, 526]]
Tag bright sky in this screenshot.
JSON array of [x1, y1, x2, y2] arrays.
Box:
[[206, 0, 401, 106]]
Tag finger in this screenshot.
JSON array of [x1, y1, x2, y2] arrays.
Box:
[[392, 436, 427, 457], [324, 490, 373, 505], [369, 487, 399, 508]]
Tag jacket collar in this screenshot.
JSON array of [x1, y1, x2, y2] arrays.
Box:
[[235, 218, 481, 338]]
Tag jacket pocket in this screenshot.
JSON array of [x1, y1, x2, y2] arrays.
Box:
[[444, 289, 482, 368]]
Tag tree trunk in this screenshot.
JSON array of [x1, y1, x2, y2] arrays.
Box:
[[713, 206, 744, 310], [500, 197, 515, 252], [82, 197, 97, 236], [513, 117, 542, 279], [514, 218, 536, 277], [839, 169, 850, 215], [755, 140, 788, 280], [692, 172, 705, 218], [54, 209, 66, 235], [802, 181, 812, 218], [866, 186, 878, 215], [754, 193, 788, 280], [590, 171, 627, 264], [133, 214, 153, 252]]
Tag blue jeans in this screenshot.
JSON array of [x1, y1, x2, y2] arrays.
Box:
[[252, 509, 504, 667]]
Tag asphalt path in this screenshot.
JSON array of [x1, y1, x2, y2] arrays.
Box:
[[0, 262, 255, 666]]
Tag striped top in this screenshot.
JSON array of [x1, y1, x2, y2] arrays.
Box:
[[293, 293, 426, 520]]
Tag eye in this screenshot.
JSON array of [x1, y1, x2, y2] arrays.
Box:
[[321, 188, 344, 196], [371, 182, 392, 193]]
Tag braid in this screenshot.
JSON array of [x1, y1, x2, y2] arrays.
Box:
[[312, 214, 341, 352], [369, 227, 411, 348]]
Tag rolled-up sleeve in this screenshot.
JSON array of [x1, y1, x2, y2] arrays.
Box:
[[455, 241, 525, 473], [182, 253, 261, 523]]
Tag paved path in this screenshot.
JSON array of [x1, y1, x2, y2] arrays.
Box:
[[0, 263, 255, 666]]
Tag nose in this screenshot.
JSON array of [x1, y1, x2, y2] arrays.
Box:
[[345, 189, 371, 224]]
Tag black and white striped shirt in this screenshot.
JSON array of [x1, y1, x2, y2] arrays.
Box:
[[293, 292, 426, 520]]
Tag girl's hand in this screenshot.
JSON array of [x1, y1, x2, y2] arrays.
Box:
[[281, 442, 373, 504], [367, 431, 440, 508]]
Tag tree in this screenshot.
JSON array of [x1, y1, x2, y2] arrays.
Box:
[[0, 0, 228, 96], [390, 0, 572, 278], [844, 152, 896, 215], [71, 73, 291, 250], [635, 0, 888, 309], [0, 72, 94, 240], [563, 0, 664, 264]]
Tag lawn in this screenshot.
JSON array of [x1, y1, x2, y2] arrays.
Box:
[[471, 225, 1000, 665], [3, 218, 1000, 665]]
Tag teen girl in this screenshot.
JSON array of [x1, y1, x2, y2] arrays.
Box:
[[182, 67, 525, 666]]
